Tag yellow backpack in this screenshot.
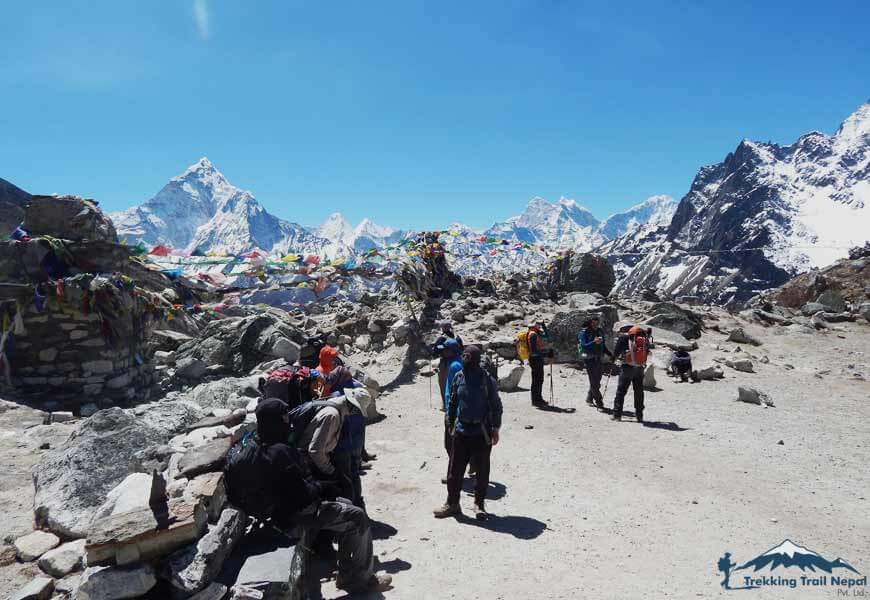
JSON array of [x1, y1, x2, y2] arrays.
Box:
[[515, 329, 531, 362]]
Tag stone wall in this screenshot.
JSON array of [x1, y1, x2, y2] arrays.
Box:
[[9, 297, 155, 412]]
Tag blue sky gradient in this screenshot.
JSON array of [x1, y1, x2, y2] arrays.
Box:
[[1, 1, 867, 230]]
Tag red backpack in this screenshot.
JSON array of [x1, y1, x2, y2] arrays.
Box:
[[624, 329, 649, 366], [262, 367, 316, 409]]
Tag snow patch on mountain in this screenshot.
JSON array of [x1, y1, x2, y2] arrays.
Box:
[[597, 195, 677, 239]]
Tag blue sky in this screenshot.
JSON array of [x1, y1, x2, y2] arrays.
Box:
[[1, 1, 867, 230]]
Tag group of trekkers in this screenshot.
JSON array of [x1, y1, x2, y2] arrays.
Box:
[[224, 344, 392, 594]]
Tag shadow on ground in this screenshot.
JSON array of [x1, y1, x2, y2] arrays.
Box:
[[462, 478, 507, 500], [457, 514, 548, 540]]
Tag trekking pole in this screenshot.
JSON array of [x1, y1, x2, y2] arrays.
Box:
[[428, 367, 433, 410], [549, 358, 555, 407]]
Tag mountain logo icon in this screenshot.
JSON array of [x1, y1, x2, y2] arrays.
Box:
[[717, 540, 864, 591], [736, 539, 860, 574]]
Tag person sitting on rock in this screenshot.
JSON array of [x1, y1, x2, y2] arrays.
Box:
[[434, 345, 503, 520], [255, 399, 392, 594], [669, 349, 694, 383], [318, 345, 339, 377]]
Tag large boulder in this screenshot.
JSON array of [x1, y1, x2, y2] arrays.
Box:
[[644, 302, 703, 339], [14, 531, 60, 562], [37, 539, 86, 578], [187, 376, 262, 410], [547, 252, 615, 296], [76, 564, 157, 600], [548, 305, 619, 362], [23, 195, 118, 242], [33, 404, 201, 539], [498, 365, 525, 392], [816, 289, 846, 313], [175, 315, 306, 376]]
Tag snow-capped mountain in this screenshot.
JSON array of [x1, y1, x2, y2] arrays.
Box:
[[737, 540, 860, 574], [316, 213, 407, 254], [486, 197, 606, 250], [597, 195, 677, 239], [608, 102, 870, 305], [111, 158, 331, 256], [0, 176, 31, 233]]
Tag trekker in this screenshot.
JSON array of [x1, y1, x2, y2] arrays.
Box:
[[611, 326, 650, 422], [252, 399, 391, 594], [318, 345, 339, 377], [432, 320, 463, 399], [296, 395, 358, 478], [578, 317, 613, 409], [669, 349, 694, 383], [440, 339, 463, 484], [434, 345, 503, 520], [528, 321, 551, 407]]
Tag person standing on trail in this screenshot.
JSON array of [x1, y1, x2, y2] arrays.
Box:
[[578, 317, 613, 409], [611, 326, 650, 422], [528, 321, 551, 407], [434, 345, 503, 520], [432, 320, 463, 399], [439, 339, 463, 483], [252, 399, 392, 594]]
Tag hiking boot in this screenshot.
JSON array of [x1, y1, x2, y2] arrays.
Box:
[[433, 503, 462, 518], [336, 572, 393, 593], [611, 414, 622, 421], [361, 450, 377, 461], [360, 461, 373, 471], [441, 477, 449, 484], [595, 401, 604, 410], [474, 502, 489, 520]]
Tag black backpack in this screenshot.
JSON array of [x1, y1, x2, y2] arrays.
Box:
[[224, 433, 278, 520]]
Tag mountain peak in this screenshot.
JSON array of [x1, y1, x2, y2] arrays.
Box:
[[835, 102, 870, 144], [764, 540, 819, 559]]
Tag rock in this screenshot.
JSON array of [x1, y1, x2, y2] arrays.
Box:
[[801, 302, 827, 316], [390, 320, 410, 343], [34, 405, 200, 539], [817, 311, 855, 323], [696, 366, 724, 380], [567, 292, 605, 309], [188, 376, 261, 410], [643, 365, 656, 389], [230, 585, 264, 600], [488, 336, 518, 360], [80, 402, 99, 417], [182, 472, 227, 523], [176, 357, 208, 380], [92, 473, 154, 522], [76, 564, 157, 600], [14, 530, 60, 562], [645, 302, 703, 339], [816, 289, 846, 313], [86, 498, 206, 567], [151, 329, 194, 352], [549, 305, 619, 362], [727, 327, 762, 346], [37, 539, 86, 577], [176, 436, 233, 479], [725, 358, 754, 373], [187, 411, 246, 432], [737, 386, 774, 407], [164, 507, 248, 595], [497, 365, 525, 392], [640, 326, 697, 352], [0, 544, 16, 566], [354, 334, 371, 350], [856, 302, 870, 321], [189, 583, 229, 600], [270, 337, 301, 362], [48, 411, 75, 423], [54, 574, 81, 596], [547, 252, 615, 295], [9, 576, 54, 600], [24, 194, 117, 242], [154, 350, 176, 365]]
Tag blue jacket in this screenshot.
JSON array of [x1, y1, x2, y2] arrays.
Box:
[[447, 368, 503, 435], [443, 359, 463, 411], [579, 327, 611, 360]]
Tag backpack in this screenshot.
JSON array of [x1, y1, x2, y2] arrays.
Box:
[[263, 367, 317, 409], [224, 433, 278, 520], [451, 371, 493, 426], [577, 331, 588, 360], [515, 330, 531, 362], [287, 399, 332, 443], [624, 332, 649, 366]]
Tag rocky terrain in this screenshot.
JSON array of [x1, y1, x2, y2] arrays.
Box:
[[1, 187, 868, 598]]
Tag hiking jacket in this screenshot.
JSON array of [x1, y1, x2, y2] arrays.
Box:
[[528, 325, 549, 359], [334, 413, 365, 455], [447, 368, 503, 436], [296, 398, 347, 476], [443, 358, 463, 411], [261, 442, 322, 515], [579, 327, 612, 360]]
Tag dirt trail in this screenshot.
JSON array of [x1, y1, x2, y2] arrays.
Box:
[[327, 320, 869, 599]]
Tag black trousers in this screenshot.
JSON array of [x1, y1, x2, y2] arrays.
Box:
[[529, 357, 545, 404], [446, 432, 492, 506], [613, 364, 645, 418], [584, 358, 604, 406], [333, 452, 363, 508]]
